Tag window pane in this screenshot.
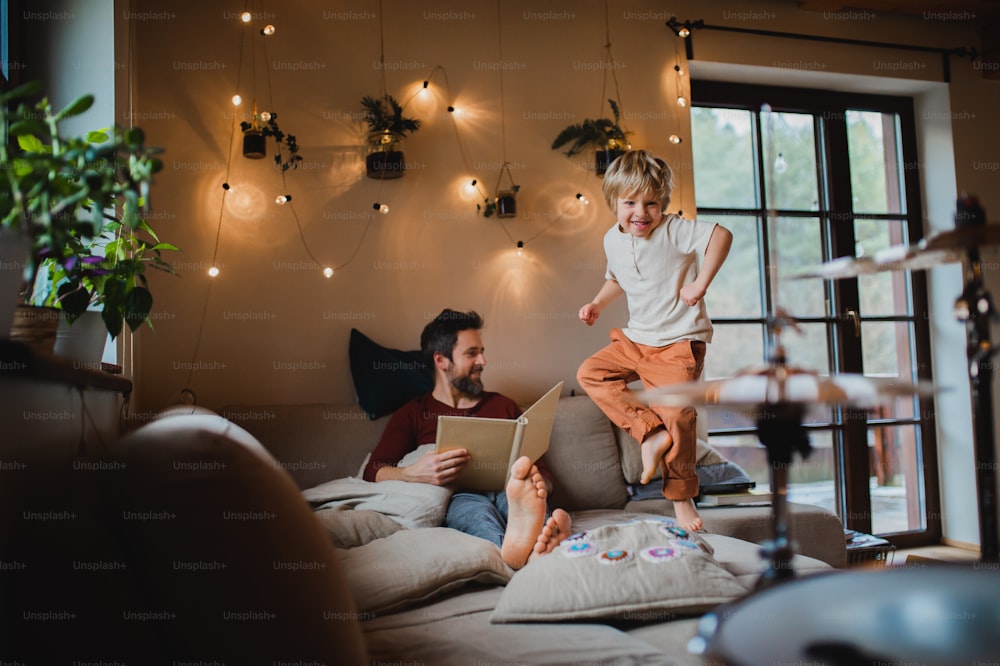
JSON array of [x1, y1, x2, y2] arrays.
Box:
[[790, 430, 837, 515], [691, 107, 757, 209], [869, 424, 925, 534], [773, 216, 825, 318], [862, 321, 918, 420], [762, 110, 819, 211], [709, 430, 838, 515], [705, 215, 761, 319], [781, 322, 831, 375], [855, 218, 912, 316], [847, 111, 905, 215], [704, 323, 764, 382]]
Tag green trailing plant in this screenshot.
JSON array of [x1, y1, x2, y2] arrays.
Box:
[[550, 99, 630, 156], [361, 94, 421, 150], [0, 80, 180, 338], [240, 111, 302, 171]]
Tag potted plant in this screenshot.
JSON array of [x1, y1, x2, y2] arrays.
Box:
[[239, 102, 302, 171], [360, 94, 420, 179], [551, 99, 631, 176], [477, 163, 520, 219], [0, 80, 178, 352]]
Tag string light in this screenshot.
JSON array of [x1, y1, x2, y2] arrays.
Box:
[[240, 11, 252, 22], [208, 266, 220, 278], [774, 152, 788, 174], [323, 267, 334, 278], [275, 194, 292, 205], [516, 240, 524, 256], [674, 64, 684, 76], [231, 94, 242, 106], [373, 202, 389, 214], [678, 26, 691, 38], [259, 111, 272, 121], [222, 182, 231, 191], [669, 134, 683, 144], [260, 24, 276, 36], [576, 193, 590, 205], [676, 96, 688, 108]]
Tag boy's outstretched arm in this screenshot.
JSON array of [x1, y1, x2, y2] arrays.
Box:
[[579, 279, 625, 326], [680, 224, 733, 307]]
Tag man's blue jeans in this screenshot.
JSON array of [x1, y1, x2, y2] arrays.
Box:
[[445, 491, 552, 548]]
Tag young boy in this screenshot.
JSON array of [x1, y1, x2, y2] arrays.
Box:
[[577, 150, 732, 532]]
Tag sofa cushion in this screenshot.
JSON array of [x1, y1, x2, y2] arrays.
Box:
[[349, 327, 434, 420], [338, 527, 512, 615], [302, 476, 451, 529], [490, 517, 746, 623], [542, 395, 630, 511], [313, 507, 404, 548]]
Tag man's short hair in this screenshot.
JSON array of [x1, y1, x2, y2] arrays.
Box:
[[420, 309, 483, 364], [602, 149, 674, 211]]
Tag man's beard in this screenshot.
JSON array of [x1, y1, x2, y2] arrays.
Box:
[[449, 365, 484, 397]]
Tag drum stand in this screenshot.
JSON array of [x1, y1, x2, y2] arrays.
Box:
[[750, 312, 814, 587], [955, 244, 999, 563], [754, 400, 812, 586]]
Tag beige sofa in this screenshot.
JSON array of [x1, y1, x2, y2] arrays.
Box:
[[0, 396, 845, 665]]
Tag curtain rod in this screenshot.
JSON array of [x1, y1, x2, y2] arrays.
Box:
[[665, 17, 978, 83]]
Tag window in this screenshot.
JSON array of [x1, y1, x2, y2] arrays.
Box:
[[691, 82, 940, 547]]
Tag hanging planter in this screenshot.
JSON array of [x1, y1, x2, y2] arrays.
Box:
[[595, 148, 626, 177], [239, 102, 302, 170], [478, 163, 520, 219], [361, 95, 420, 180], [551, 99, 631, 177], [365, 130, 406, 179]]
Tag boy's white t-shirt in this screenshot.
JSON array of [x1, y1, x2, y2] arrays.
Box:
[[603, 213, 717, 347]]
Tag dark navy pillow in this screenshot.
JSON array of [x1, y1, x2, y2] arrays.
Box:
[[348, 328, 434, 420]]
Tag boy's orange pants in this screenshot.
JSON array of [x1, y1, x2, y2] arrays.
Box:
[[577, 328, 706, 500]]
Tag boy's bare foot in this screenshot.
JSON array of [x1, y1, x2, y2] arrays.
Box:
[[640, 428, 672, 485], [673, 498, 703, 532], [527, 508, 573, 564], [501, 456, 547, 569]]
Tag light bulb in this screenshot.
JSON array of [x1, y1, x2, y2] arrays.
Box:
[[240, 11, 252, 22], [576, 193, 590, 205], [275, 194, 291, 205], [676, 96, 688, 108], [323, 267, 334, 278], [208, 266, 220, 278], [232, 94, 242, 106], [774, 152, 787, 174], [260, 111, 272, 121], [516, 241, 524, 257], [674, 64, 684, 76], [373, 202, 390, 214], [678, 27, 690, 38], [261, 24, 276, 35], [669, 134, 683, 144]]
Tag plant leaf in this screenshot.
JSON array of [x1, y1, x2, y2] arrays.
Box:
[[54, 94, 95, 121]]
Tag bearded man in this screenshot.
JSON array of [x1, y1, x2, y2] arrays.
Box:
[[362, 309, 570, 569]]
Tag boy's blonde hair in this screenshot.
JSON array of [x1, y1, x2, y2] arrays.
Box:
[[601, 149, 674, 211]]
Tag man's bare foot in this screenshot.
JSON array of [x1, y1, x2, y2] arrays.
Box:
[[673, 498, 703, 532], [640, 428, 672, 485], [501, 456, 547, 569], [527, 508, 573, 564]]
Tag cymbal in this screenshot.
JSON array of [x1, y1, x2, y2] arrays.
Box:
[[639, 366, 934, 409], [921, 223, 1000, 252], [791, 224, 1000, 280]]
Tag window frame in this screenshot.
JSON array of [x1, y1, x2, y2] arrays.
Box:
[[691, 80, 941, 548]]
